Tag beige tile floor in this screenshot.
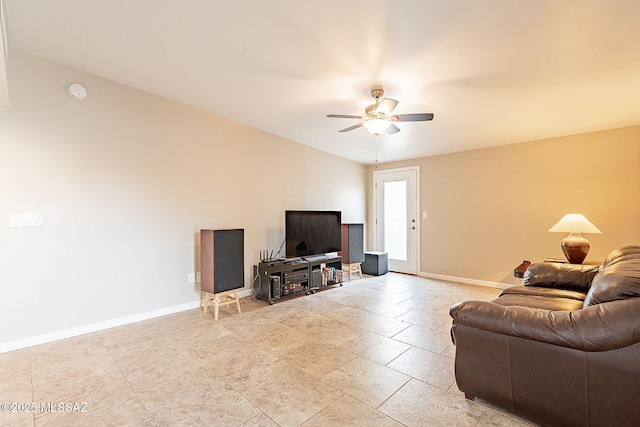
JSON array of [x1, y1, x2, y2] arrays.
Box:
[[0, 273, 537, 427]]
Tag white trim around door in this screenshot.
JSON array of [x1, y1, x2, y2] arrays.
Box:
[[373, 166, 420, 275]]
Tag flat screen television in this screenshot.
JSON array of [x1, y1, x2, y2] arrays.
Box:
[[285, 210, 342, 258]]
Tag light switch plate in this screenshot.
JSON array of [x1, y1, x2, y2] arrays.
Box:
[[9, 213, 44, 227]]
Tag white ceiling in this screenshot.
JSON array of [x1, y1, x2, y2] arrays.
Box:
[[5, 0, 640, 164]]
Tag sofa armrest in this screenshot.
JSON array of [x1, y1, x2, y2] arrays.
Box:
[[523, 262, 600, 291], [450, 298, 640, 351]]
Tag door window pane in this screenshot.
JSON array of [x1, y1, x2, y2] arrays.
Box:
[[383, 180, 408, 261]]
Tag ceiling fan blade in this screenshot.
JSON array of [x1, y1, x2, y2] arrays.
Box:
[[393, 113, 434, 122], [375, 98, 399, 116], [386, 124, 401, 135], [339, 123, 364, 132], [327, 114, 363, 119]]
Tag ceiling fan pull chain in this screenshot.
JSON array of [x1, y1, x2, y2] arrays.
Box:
[[375, 136, 378, 168]]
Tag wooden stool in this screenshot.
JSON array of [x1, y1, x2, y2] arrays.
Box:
[[202, 290, 241, 321], [343, 262, 363, 281]]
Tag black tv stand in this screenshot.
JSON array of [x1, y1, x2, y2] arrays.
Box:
[[254, 255, 343, 304]]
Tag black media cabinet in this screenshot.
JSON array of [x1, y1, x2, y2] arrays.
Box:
[[255, 255, 343, 304]]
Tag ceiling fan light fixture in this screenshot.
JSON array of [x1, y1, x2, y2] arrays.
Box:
[[326, 85, 433, 135], [363, 118, 391, 136]]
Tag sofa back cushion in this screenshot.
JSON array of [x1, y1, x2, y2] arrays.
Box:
[[584, 245, 640, 307], [523, 262, 600, 292], [602, 245, 640, 269]]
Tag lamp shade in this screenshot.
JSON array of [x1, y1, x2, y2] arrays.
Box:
[[363, 118, 391, 136], [548, 213, 602, 234], [549, 213, 601, 264]]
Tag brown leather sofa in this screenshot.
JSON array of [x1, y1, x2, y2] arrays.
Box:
[[450, 246, 640, 427]]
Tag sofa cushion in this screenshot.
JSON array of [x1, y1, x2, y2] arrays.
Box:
[[493, 293, 585, 311], [584, 254, 640, 307], [501, 285, 587, 301], [602, 245, 640, 268], [523, 262, 600, 291]]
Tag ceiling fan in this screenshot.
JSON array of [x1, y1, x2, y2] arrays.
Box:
[[327, 85, 434, 136]]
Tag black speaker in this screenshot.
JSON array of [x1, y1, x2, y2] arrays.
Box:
[[200, 229, 244, 294], [340, 223, 364, 263]]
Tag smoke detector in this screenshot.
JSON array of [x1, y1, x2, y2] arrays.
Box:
[[67, 83, 87, 100]]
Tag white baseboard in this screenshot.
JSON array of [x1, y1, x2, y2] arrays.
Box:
[[418, 272, 510, 290], [0, 288, 253, 354]]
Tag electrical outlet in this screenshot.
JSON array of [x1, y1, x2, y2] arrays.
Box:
[[187, 273, 196, 284], [196, 272, 201, 283]]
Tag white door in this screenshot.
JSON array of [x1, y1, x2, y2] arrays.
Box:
[[373, 167, 419, 274]]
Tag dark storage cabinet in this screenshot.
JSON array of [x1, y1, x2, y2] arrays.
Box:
[[255, 255, 343, 304]]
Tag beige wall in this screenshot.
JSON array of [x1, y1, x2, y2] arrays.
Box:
[[3, 49, 638, 347], [369, 125, 640, 284], [0, 50, 367, 346]]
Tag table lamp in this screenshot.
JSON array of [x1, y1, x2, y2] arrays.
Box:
[[548, 213, 602, 264]]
